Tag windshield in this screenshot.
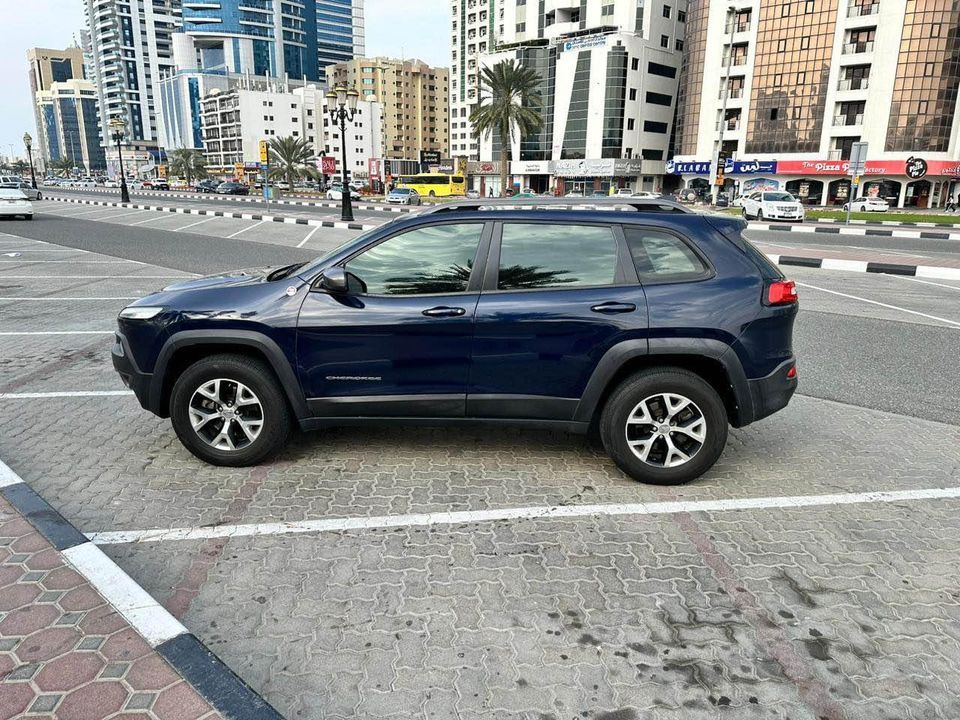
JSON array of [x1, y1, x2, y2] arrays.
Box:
[[391, 189, 411, 194], [763, 192, 795, 202]]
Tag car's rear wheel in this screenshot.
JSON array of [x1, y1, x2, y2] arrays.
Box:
[[429, 190, 436, 197], [757, 209, 764, 220], [170, 354, 292, 466], [36, 192, 42, 200], [600, 368, 728, 485], [858, 203, 867, 212]]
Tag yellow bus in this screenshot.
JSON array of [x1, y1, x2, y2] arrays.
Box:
[[396, 173, 466, 198]]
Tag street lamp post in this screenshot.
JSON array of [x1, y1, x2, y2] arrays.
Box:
[[23, 133, 37, 189], [325, 84, 359, 222], [108, 117, 130, 204]]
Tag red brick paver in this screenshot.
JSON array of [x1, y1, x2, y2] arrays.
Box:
[[0, 496, 222, 720]]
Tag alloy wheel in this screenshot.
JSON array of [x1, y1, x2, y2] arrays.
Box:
[[624, 392, 706, 468], [188, 378, 264, 451]]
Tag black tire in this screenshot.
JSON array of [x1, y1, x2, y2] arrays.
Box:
[[429, 190, 436, 197], [36, 192, 42, 200], [599, 368, 728, 485], [757, 209, 764, 220], [24, 215, 33, 221], [169, 354, 292, 467]]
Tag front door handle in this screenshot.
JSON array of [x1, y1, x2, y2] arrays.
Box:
[[591, 302, 637, 314], [422, 306, 466, 317]]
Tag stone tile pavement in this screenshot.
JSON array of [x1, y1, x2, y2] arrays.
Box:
[[0, 494, 223, 720]]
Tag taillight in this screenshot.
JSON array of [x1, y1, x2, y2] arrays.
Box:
[[767, 280, 798, 305], [786, 366, 797, 379]]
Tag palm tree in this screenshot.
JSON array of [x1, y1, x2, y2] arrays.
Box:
[[50, 157, 74, 178], [267, 136, 320, 191], [11, 160, 28, 176], [470, 60, 544, 196], [168, 148, 207, 185]]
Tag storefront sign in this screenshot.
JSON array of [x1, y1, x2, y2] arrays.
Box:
[[320, 156, 336, 175], [741, 177, 780, 193], [613, 159, 645, 175], [419, 150, 441, 165], [511, 160, 554, 174], [368, 158, 381, 179], [554, 159, 619, 177], [438, 159, 456, 173], [724, 159, 777, 174], [561, 35, 609, 52], [665, 159, 711, 175], [905, 156, 927, 179], [467, 160, 502, 175]]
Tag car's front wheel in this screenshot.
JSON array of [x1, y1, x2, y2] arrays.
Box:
[[170, 354, 292, 466], [599, 368, 728, 485]]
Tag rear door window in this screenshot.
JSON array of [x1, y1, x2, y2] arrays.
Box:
[[623, 227, 709, 283], [497, 223, 619, 290]]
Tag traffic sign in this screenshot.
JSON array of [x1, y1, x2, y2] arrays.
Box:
[[849, 142, 868, 176], [259, 140, 269, 163]]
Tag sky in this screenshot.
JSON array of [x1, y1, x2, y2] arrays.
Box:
[[0, 0, 450, 160]]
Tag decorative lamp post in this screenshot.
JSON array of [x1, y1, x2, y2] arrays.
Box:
[[325, 84, 359, 222], [23, 133, 37, 189], [108, 117, 130, 204]]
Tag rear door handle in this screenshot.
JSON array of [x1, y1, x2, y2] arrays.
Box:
[[591, 302, 637, 314], [422, 306, 466, 317]]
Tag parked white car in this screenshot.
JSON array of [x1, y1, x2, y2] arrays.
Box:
[[741, 191, 805, 221], [0, 189, 33, 219], [326, 185, 360, 201], [631, 191, 661, 199], [843, 197, 889, 212]]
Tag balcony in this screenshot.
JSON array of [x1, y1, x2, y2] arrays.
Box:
[[720, 87, 744, 100], [833, 113, 864, 126], [837, 78, 869, 91], [842, 40, 874, 54], [724, 20, 751, 33], [847, 3, 878, 17], [716, 119, 741, 131], [722, 52, 749, 67]]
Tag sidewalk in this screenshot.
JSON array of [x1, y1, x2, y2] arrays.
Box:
[[0, 458, 282, 720], [0, 494, 223, 720]]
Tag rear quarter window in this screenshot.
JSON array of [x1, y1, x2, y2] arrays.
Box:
[[623, 227, 710, 283]]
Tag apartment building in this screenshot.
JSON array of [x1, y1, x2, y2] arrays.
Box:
[[35, 79, 107, 174], [84, 0, 181, 173], [328, 57, 448, 161], [199, 81, 381, 180], [27, 47, 87, 165], [450, 0, 500, 159], [476, 0, 686, 195], [672, 0, 960, 208]]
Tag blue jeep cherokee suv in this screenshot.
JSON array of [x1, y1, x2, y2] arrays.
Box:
[[112, 199, 798, 485]]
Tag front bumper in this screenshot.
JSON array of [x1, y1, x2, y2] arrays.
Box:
[[111, 331, 157, 415], [746, 358, 798, 423]]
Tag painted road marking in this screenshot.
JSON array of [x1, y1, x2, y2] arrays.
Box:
[[884, 274, 960, 292], [0, 296, 140, 301], [226, 219, 267, 238], [0, 331, 114, 336], [0, 275, 192, 279], [797, 282, 960, 328], [129, 215, 171, 226], [173, 216, 217, 231], [0, 391, 134, 399], [296, 224, 322, 248], [86, 486, 960, 545]]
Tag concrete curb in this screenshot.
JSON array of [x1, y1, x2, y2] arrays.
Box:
[[812, 217, 960, 228], [748, 221, 960, 240], [0, 457, 283, 720], [48, 195, 382, 231], [765, 253, 960, 280], [47, 187, 413, 213]]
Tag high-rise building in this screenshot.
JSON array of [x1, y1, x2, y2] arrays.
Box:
[[450, 0, 500, 159], [84, 0, 181, 173], [35, 79, 107, 174], [180, 0, 319, 80], [475, 0, 685, 195], [317, 0, 365, 81], [27, 47, 86, 165], [328, 57, 448, 161], [672, 0, 960, 209]]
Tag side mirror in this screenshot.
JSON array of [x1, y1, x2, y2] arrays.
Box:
[[318, 267, 348, 293]]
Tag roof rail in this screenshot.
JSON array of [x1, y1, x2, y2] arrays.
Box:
[[419, 197, 694, 215]]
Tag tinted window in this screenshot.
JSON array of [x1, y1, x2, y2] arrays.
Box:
[[763, 192, 794, 201], [345, 223, 484, 295], [624, 228, 707, 281], [498, 224, 618, 290]]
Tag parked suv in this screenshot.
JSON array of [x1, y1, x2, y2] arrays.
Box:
[[112, 199, 798, 485]]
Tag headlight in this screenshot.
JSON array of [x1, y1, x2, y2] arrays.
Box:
[[119, 306, 164, 320]]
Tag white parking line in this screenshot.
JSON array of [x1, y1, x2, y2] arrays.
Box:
[[129, 215, 170, 226], [226, 219, 267, 239], [99, 209, 153, 220], [173, 216, 216, 231], [0, 391, 133, 399], [86, 485, 960, 545], [0, 275, 192, 279], [0, 331, 114, 336], [0, 260, 142, 264], [883, 274, 960, 292], [797, 282, 960, 328], [296, 224, 322, 248]]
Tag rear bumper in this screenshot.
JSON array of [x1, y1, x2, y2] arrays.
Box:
[[745, 358, 797, 424], [111, 331, 157, 415]]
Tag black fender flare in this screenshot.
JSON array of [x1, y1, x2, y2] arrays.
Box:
[[573, 338, 753, 425], [148, 330, 309, 420]]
